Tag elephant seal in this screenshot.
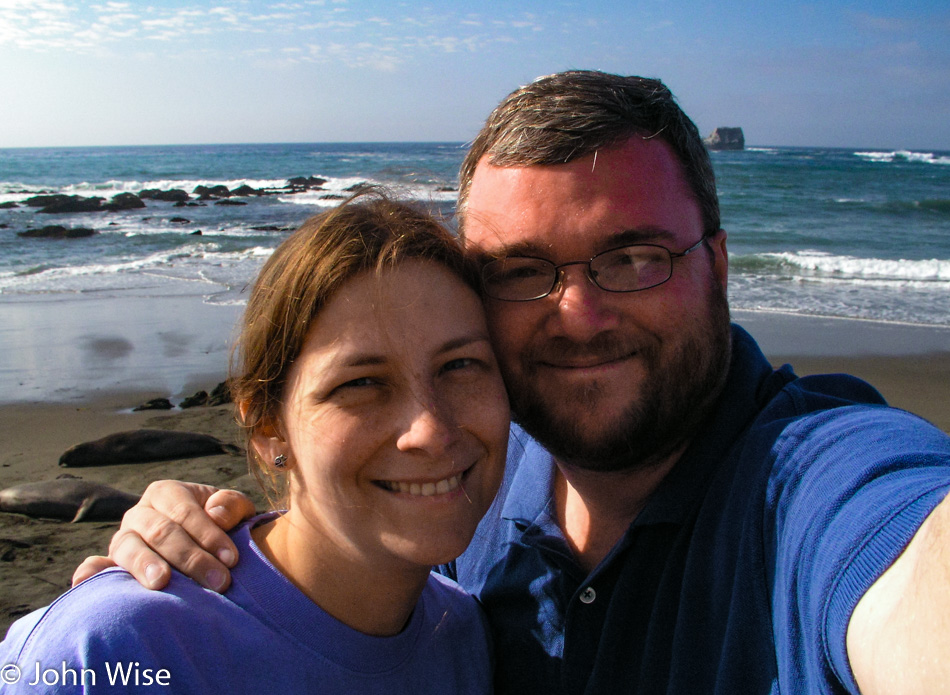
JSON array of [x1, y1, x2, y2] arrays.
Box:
[[59, 429, 243, 467], [0, 476, 140, 522]]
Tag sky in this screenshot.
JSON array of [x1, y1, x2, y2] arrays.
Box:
[[1, 0, 948, 150]]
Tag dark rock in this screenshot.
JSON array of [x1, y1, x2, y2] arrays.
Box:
[[140, 188, 190, 203], [17, 225, 97, 239], [214, 199, 247, 206], [191, 230, 202, 235], [287, 176, 327, 189], [250, 225, 289, 232], [0, 202, 18, 209], [132, 397, 174, 411], [169, 217, 191, 224], [208, 381, 232, 405], [320, 194, 346, 200], [105, 192, 146, 211], [194, 185, 231, 199], [343, 182, 371, 193], [37, 195, 104, 214], [436, 186, 457, 192], [231, 184, 260, 197], [704, 127, 745, 151], [24, 194, 71, 208], [180, 390, 209, 408]]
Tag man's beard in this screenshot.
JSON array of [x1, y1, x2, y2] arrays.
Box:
[[505, 282, 732, 473]]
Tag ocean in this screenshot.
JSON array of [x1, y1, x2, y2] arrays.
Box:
[[2, 142, 948, 327]]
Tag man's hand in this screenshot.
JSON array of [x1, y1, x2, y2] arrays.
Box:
[[71, 481, 256, 592]]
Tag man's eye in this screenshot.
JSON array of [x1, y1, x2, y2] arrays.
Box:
[[506, 265, 544, 279]]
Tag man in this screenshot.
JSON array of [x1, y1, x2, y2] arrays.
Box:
[[74, 71, 950, 693]]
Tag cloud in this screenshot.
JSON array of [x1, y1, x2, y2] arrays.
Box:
[[848, 11, 916, 34], [0, 2, 563, 72]]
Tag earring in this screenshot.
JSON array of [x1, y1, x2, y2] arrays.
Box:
[[274, 453, 287, 469]]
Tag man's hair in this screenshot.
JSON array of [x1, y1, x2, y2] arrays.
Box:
[[230, 190, 477, 502], [457, 70, 720, 234]]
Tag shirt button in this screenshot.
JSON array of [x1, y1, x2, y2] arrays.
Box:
[[579, 587, 596, 604]]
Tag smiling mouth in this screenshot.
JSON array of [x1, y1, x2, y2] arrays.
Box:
[[375, 472, 464, 497], [542, 351, 636, 370]]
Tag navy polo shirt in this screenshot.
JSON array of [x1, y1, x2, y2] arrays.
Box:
[[440, 325, 950, 694]]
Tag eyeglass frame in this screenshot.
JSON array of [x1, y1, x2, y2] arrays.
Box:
[[479, 231, 715, 302]]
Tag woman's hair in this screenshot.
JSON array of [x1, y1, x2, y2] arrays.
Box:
[[229, 190, 479, 500]]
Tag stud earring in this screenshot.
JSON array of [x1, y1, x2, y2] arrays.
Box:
[[274, 454, 287, 469]]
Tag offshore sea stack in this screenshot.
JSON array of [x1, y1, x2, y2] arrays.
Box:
[[704, 127, 745, 151]]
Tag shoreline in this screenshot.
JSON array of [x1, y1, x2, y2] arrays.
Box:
[[1, 291, 948, 406]]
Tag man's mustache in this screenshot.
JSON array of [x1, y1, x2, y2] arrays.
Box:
[[525, 332, 652, 367]]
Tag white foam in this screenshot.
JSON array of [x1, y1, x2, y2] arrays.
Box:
[[761, 251, 950, 283], [854, 150, 950, 165], [0, 244, 274, 295]]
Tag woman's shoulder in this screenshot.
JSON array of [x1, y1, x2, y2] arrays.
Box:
[[2, 567, 234, 667]]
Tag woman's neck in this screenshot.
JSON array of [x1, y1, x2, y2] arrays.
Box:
[[251, 513, 431, 637]]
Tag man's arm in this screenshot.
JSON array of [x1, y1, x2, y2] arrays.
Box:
[[71, 481, 256, 592], [847, 492, 950, 695]]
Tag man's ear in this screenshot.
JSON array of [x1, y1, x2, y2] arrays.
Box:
[[708, 228, 728, 290]]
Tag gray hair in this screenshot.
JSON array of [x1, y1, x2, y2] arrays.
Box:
[[457, 70, 720, 235]]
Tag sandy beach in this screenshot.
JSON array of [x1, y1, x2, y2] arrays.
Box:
[[0, 302, 948, 636]]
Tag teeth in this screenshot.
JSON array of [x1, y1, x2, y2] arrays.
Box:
[[380, 474, 461, 497]]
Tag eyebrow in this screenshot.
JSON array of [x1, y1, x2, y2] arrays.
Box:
[[437, 332, 492, 355], [607, 227, 679, 248], [481, 226, 680, 260], [337, 332, 492, 368]]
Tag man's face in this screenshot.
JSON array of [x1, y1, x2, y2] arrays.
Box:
[[462, 137, 732, 471]]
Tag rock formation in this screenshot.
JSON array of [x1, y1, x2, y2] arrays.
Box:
[[704, 127, 745, 150]]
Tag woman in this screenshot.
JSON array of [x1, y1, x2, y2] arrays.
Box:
[[0, 193, 510, 693]]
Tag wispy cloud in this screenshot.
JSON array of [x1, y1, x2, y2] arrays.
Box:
[[0, 1, 559, 68]]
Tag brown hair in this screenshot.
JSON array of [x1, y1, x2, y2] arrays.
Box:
[[230, 190, 478, 500], [457, 70, 720, 235]]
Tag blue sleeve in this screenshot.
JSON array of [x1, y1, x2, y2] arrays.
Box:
[[765, 406, 950, 693]]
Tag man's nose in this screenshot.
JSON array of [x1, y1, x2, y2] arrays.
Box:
[[550, 264, 620, 341]]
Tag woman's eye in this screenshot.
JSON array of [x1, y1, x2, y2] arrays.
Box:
[[339, 376, 377, 389], [442, 357, 476, 373]]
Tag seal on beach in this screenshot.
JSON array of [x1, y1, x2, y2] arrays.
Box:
[[0, 476, 140, 522], [59, 429, 243, 467]]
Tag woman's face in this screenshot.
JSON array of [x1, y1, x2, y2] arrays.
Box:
[[258, 259, 510, 572]]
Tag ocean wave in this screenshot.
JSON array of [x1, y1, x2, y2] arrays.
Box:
[[0, 244, 273, 295], [0, 173, 456, 205], [732, 251, 950, 284], [830, 197, 950, 215], [854, 150, 950, 165]]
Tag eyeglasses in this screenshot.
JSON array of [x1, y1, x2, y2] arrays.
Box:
[[480, 234, 711, 302]]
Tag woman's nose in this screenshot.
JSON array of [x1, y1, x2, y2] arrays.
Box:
[[396, 397, 460, 457]]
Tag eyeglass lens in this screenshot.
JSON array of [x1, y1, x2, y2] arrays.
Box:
[[482, 245, 675, 301]]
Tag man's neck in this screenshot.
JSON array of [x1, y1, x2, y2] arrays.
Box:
[[554, 447, 684, 573]]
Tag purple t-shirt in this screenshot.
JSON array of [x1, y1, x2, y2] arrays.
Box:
[[1, 518, 493, 694]]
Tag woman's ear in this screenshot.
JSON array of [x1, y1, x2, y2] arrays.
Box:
[[240, 401, 288, 469]]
